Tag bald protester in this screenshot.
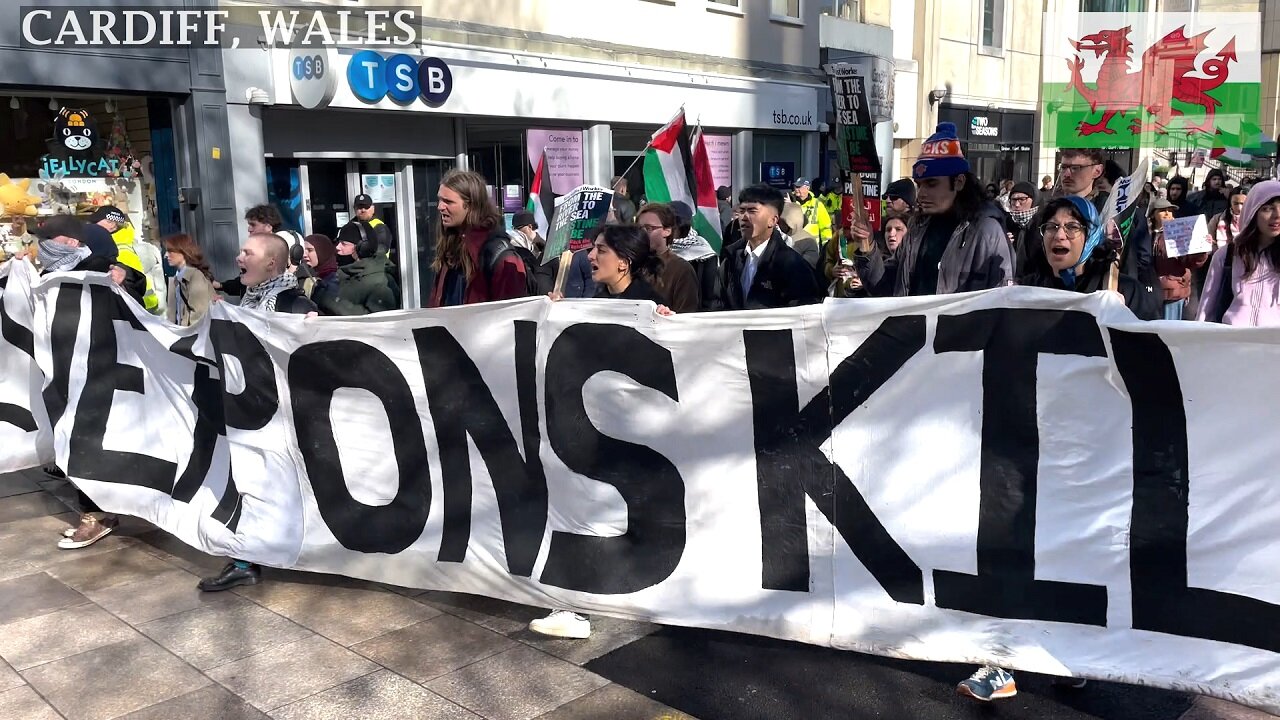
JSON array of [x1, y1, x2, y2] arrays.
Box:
[[198, 232, 317, 591]]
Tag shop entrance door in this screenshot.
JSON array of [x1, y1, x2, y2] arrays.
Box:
[[411, 159, 456, 305], [304, 160, 348, 239]]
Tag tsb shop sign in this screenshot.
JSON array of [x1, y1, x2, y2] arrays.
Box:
[[348, 50, 453, 106]]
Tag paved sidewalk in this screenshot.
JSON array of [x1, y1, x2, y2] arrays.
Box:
[[0, 469, 694, 720]]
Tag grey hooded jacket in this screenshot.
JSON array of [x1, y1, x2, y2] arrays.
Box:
[[860, 202, 1015, 296]]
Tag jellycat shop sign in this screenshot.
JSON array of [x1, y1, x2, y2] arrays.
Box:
[[40, 108, 123, 178]]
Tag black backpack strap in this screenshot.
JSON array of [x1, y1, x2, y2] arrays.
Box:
[[1209, 244, 1235, 324], [481, 232, 513, 282]]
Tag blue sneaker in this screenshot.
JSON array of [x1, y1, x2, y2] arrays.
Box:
[[957, 665, 1017, 701]]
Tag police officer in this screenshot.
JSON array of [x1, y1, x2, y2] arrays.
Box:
[[790, 178, 833, 245], [353, 193, 394, 259]]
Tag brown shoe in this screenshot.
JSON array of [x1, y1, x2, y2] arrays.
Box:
[[57, 514, 116, 550]]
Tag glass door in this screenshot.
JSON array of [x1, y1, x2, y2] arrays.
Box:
[[411, 160, 455, 305], [304, 160, 348, 239]]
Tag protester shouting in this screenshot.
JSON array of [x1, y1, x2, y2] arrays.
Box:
[[301, 233, 339, 309], [317, 220, 399, 316], [637, 203, 700, 312], [1018, 197, 1153, 310], [1196, 180, 1280, 327], [163, 233, 215, 327], [429, 170, 529, 306], [199, 232, 317, 592], [532, 224, 673, 640], [856, 123, 1012, 297], [33, 216, 131, 549], [718, 184, 822, 310]]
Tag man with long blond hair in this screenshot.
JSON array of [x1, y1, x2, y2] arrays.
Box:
[[428, 170, 529, 306]]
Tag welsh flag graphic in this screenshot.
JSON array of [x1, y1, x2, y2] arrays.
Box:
[[1042, 12, 1261, 149], [643, 110, 717, 261]]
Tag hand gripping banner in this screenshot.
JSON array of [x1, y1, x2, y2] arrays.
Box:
[[2, 260, 1280, 713]]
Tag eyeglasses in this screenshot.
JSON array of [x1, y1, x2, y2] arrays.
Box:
[[640, 224, 665, 232], [1058, 162, 1099, 174], [1040, 222, 1086, 237], [1010, 195, 1033, 204]]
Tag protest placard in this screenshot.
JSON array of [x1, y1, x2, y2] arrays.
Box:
[[541, 184, 613, 262]]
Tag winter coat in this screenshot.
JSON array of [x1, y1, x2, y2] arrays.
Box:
[[317, 254, 399, 316], [719, 229, 824, 310], [428, 227, 528, 307], [1195, 246, 1280, 327], [654, 251, 700, 313], [862, 202, 1014, 297], [1153, 228, 1209, 303], [167, 267, 214, 327], [562, 248, 596, 299], [1192, 189, 1230, 222], [1020, 250, 1151, 314]]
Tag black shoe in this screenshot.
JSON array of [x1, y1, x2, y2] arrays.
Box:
[[197, 562, 261, 592], [43, 465, 66, 478]]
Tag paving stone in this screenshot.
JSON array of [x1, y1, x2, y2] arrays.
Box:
[[425, 645, 610, 720], [0, 518, 136, 569], [418, 590, 548, 636], [0, 473, 40, 498], [85, 568, 237, 625], [352, 613, 517, 683], [21, 636, 210, 720], [45, 545, 179, 593], [117, 683, 271, 720], [0, 492, 69, 523], [534, 684, 699, 720], [208, 634, 379, 712], [0, 657, 22, 692], [132, 529, 228, 576], [138, 597, 314, 670], [0, 556, 39, 583], [0, 513, 79, 541], [512, 615, 658, 665], [0, 571, 87, 625], [0, 685, 61, 720], [269, 669, 480, 720], [1179, 696, 1280, 720], [235, 578, 439, 646], [0, 603, 136, 670]]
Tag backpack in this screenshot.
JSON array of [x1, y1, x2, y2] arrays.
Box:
[[480, 233, 539, 297]]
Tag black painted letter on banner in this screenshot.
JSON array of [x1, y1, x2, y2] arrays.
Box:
[[933, 308, 1108, 625], [66, 285, 177, 493], [414, 322, 547, 577], [0, 289, 37, 431], [541, 323, 685, 594], [209, 319, 278, 431], [1114, 329, 1280, 652], [291, 340, 431, 554], [746, 317, 925, 604]]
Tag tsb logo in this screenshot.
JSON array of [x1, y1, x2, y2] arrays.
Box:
[[348, 51, 454, 106], [292, 55, 326, 81]]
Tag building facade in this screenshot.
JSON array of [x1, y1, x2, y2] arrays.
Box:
[[222, 0, 840, 307], [0, 2, 232, 271]]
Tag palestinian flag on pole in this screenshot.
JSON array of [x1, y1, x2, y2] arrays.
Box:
[[690, 123, 724, 253], [643, 109, 716, 261], [528, 150, 554, 260]]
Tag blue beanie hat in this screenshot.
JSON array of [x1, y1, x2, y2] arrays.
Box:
[[912, 123, 970, 180]]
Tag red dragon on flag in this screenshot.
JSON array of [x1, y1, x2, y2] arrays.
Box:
[[1066, 25, 1237, 137]]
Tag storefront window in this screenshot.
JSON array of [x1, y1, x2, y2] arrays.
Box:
[[0, 95, 174, 261]]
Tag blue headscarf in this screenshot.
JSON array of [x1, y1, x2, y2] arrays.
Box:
[[1058, 195, 1104, 289]]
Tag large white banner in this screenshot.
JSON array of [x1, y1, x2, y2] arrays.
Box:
[[2, 260, 1279, 712]]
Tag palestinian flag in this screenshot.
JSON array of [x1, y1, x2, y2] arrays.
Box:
[[528, 150, 555, 261], [642, 109, 716, 261], [690, 124, 724, 253]]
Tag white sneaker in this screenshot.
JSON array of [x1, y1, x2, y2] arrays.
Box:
[[528, 610, 591, 639]]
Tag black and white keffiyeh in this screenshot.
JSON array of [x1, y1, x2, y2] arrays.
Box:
[[240, 271, 297, 312], [37, 240, 91, 274]]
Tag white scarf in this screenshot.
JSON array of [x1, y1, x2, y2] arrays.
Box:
[[240, 271, 297, 312]]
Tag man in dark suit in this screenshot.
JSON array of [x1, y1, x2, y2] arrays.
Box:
[[719, 184, 823, 310]]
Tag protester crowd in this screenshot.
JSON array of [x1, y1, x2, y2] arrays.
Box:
[[5, 116, 1280, 708]]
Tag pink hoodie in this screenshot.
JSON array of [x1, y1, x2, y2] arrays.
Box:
[[1196, 180, 1280, 327]]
